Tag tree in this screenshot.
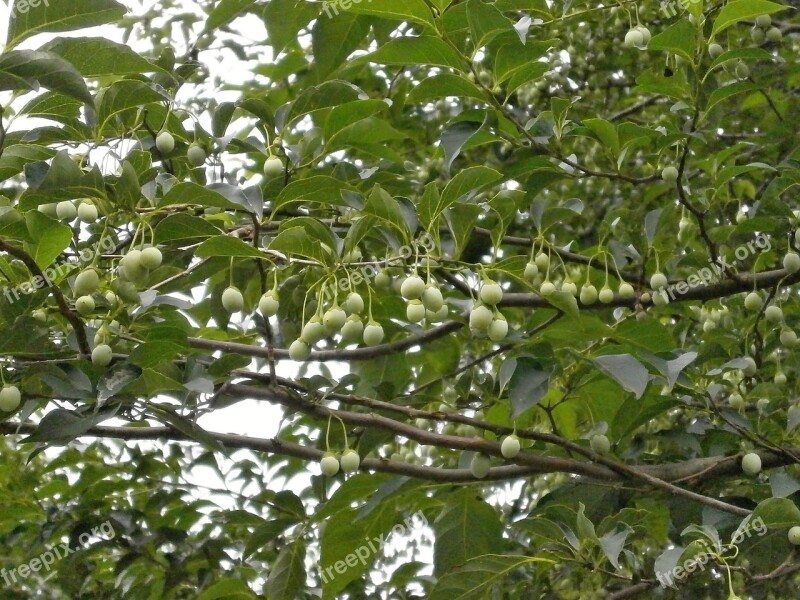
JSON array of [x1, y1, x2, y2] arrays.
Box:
[[0, 0, 798, 597]]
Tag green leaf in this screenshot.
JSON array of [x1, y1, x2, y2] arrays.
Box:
[[195, 236, 269, 259], [706, 81, 759, 113], [20, 407, 118, 445], [711, 0, 791, 36], [6, 0, 126, 48], [323, 100, 390, 141], [268, 226, 335, 266], [341, 0, 435, 28], [266, 540, 306, 600], [154, 214, 223, 242], [582, 118, 619, 153], [429, 555, 553, 600], [647, 19, 696, 62], [467, 0, 513, 49], [361, 36, 467, 71], [19, 151, 106, 209], [593, 354, 650, 399], [440, 166, 503, 215], [97, 363, 141, 404], [311, 12, 370, 77], [96, 80, 167, 132], [441, 120, 483, 173], [508, 357, 550, 418], [406, 74, 488, 104], [159, 182, 243, 211], [205, 0, 257, 31], [0, 50, 92, 104], [752, 497, 800, 529], [363, 185, 412, 242], [257, 0, 320, 55], [273, 176, 358, 215], [494, 39, 553, 83], [197, 578, 256, 600], [433, 489, 503, 576], [0, 144, 56, 183], [23, 210, 71, 269], [39, 37, 164, 77]]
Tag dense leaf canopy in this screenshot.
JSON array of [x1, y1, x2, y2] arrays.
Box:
[[0, 0, 799, 598]]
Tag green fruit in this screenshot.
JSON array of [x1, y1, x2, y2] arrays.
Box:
[[470, 454, 491, 478], [751, 27, 766, 44], [341, 315, 364, 341], [729, 393, 744, 410], [774, 372, 787, 386], [636, 25, 651, 44], [340, 449, 360, 473], [74, 269, 100, 296], [406, 300, 426, 323], [590, 434, 611, 454], [741, 452, 761, 475], [221, 286, 244, 313], [77, 201, 98, 222], [289, 339, 310, 361], [427, 305, 449, 322], [788, 526, 800, 545], [755, 14, 771, 27], [374, 271, 391, 290], [263, 156, 284, 178], [140, 247, 163, 270], [38, 203, 58, 218], [534, 252, 550, 270], [766, 26, 782, 42], [618, 282, 635, 299], [0, 385, 21, 412], [580, 284, 598, 305], [741, 356, 758, 377], [115, 280, 139, 303], [400, 275, 425, 300], [469, 305, 493, 329], [765, 305, 783, 322], [75, 295, 95, 315], [780, 328, 798, 347], [91, 344, 113, 367], [56, 201, 77, 221], [323, 306, 347, 332], [561, 281, 578, 296], [259, 291, 279, 317], [744, 291, 762, 311], [735, 61, 750, 79], [363, 322, 384, 346], [479, 281, 503, 305], [155, 131, 175, 154], [783, 252, 800, 273], [708, 42, 724, 58], [524, 262, 539, 281], [302, 317, 326, 344], [422, 285, 444, 312], [650, 272, 668, 290], [487, 316, 508, 342], [320, 453, 340, 477], [32, 309, 47, 322], [187, 144, 206, 167], [501, 435, 521, 458], [344, 292, 364, 314], [624, 29, 644, 48], [661, 166, 679, 182], [598, 286, 614, 304], [539, 281, 556, 296]]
